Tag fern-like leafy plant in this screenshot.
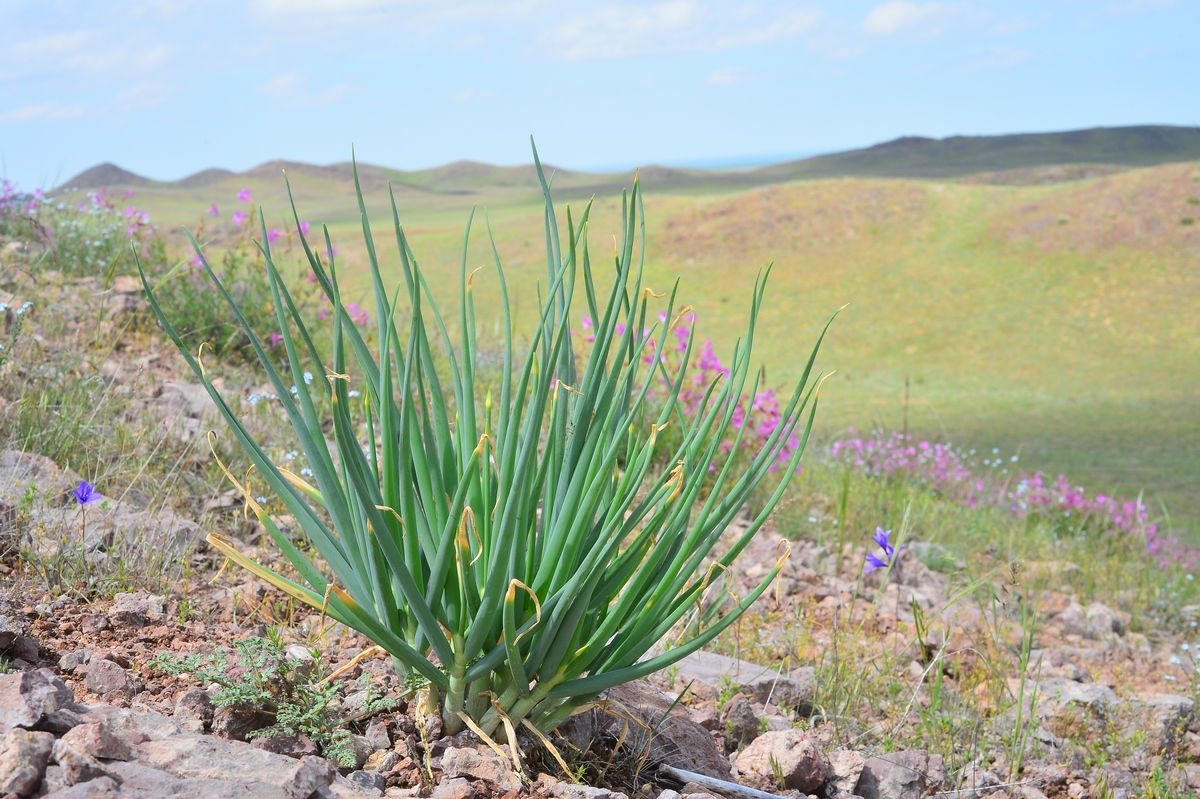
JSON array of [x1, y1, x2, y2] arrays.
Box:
[[138, 143, 835, 738]]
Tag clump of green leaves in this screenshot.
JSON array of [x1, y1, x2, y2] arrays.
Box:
[[139, 142, 835, 738], [148, 632, 395, 767]]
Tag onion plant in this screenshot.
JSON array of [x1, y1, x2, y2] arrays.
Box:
[[137, 146, 835, 737]]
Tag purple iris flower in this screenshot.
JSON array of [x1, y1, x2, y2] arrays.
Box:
[[863, 527, 904, 573], [864, 552, 888, 573], [873, 527, 896, 558], [72, 480, 98, 505], [209, 203, 219, 217], [237, 188, 251, 203]]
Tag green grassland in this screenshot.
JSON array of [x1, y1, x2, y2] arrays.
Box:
[[67, 156, 1200, 531]]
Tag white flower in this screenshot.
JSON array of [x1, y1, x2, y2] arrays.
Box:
[[303, 371, 313, 385], [1164, 674, 1177, 681], [1171, 655, 1182, 664], [348, 390, 360, 398]]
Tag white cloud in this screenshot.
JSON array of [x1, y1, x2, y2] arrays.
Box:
[[546, 2, 697, 60], [541, 2, 819, 61], [705, 67, 750, 87], [10, 31, 90, 59], [258, 72, 300, 97], [1106, 0, 1177, 13], [863, 2, 947, 36], [0, 101, 85, 123], [257, 72, 356, 107], [453, 88, 498, 101], [968, 46, 1030, 70], [714, 10, 820, 49], [115, 81, 174, 112]]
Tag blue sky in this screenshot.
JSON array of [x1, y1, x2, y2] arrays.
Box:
[[2, 0, 1197, 188]]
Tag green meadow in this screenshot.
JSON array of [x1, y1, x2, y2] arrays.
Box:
[[107, 158, 1200, 530]]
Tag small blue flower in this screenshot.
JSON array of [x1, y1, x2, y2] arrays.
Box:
[[864, 552, 888, 573], [303, 371, 313, 385], [300, 467, 314, 476], [247, 394, 261, 406], [72, 480, 99, 505], [864, 527, 904, 574], [348, 390, 360, 398]]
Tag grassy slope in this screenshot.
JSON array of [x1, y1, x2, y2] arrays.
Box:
[[82, 160, 1200, 529]]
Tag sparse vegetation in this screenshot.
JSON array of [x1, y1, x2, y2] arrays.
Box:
[[1, 153, 1199, 798]]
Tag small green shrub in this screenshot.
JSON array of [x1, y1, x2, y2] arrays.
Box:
[[141, 145, 835, 737], [148, 632, 395, 767]]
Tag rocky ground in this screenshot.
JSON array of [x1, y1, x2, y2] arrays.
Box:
[[1, 516, 1199, 799], [1, 260, 1199, 799]]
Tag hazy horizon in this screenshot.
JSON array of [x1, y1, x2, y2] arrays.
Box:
[[3, 1, 1198, 189]]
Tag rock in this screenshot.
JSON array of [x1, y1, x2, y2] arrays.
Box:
[[364, 750, 399, 772], [0, 449, 201, 561], [720, 693, 761, 748], [601, 681, 731, 779], [364, 720, 391, 753], [855, 750, 944, 799], [433, 777, 477, 799], [51, 737, 115, 786], [672, 651, 816, 715], [828, 749, 866, 794], [735, 729, 830, 793], [111, 275, 142, 294], [172, 686, 214, 733], [422, 714, 443, 742], [1141, 694, 1194, 756], [174, 686, 213, 722], [282, 754, 337, 799], [211, 705, 272, 741], [1037, 679, 1119, 737], [348, 734, 375, 769], [250, 733, 321, 759], [59, 723, 130, 761], [959, 769, 1002, 799], [551, 784, 630, 799], [1011, 785, 1050, 799], [107, 593, 149, 628], [9, 637, 38, 664], [39, 774, 122, 798], [0, 728, 54, 797], [440, 747, 522, 793], [284, 645, 318, 676], [1026, 650, 1086, 682], [58, 650, 90, 674], [346, 769, 387, 794], [0, 669, 77, 733], [689, 707, 720, 732], [80, 616, 110, 635], [1049, 603, 1125, 639], [84, 660, 133, 700], [0, 615, 18, 650]]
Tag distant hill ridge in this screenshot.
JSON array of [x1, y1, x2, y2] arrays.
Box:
[[61, 124, 1200, 193]]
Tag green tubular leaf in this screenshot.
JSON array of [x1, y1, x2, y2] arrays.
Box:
[[146, 143, 837, 735]]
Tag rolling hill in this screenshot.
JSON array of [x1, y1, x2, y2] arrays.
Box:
[[48, 128, 1200, 531], [60, 124, 1200, 196]]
